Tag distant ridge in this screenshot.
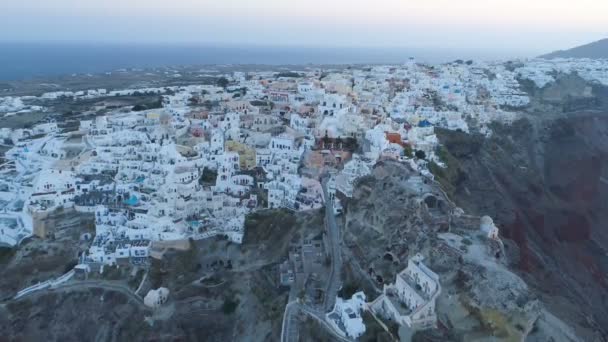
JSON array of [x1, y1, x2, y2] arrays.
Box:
[[541, 38, 608, 59]]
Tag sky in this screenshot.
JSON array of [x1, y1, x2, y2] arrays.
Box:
[[1, 0, 607, 56]]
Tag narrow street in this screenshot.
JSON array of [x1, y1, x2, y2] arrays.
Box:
[[10, 279, 146, 307], [280, 178, 347, 342], [322, 177, 342, 312], [281, 300, 351, 342]]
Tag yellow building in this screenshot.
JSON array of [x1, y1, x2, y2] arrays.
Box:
[[225, 141, 257, 170], [146, 112, 161, 120]]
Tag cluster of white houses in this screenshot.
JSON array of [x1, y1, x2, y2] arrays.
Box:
[[324, 253, 442, 339], [0, 58, 604, 271]]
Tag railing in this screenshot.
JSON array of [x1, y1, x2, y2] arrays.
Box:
[[14, 281, 51, 299], [14, 269, 76, 299]]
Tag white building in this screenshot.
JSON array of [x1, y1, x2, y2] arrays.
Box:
[[334, 155, 372, 198], [327, 291, 367, 339], [370, 254, 441, 329], [480, 215, 500, 240], [144, 287, 170, 309]]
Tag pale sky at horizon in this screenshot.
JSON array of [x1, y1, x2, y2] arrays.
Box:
[[1, 0, 606, 55]]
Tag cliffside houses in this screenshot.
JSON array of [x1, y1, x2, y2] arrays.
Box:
[[370, 254, 441, 329], [334, 155, 373, 198], [3, 57, 603, 260]]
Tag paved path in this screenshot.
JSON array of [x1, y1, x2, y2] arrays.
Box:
[[281, 178, 349, 342], [281, 300, 352, 342], [9, 279, 146, 307], [281, 301, 300, 342], [322, 178, 343, 312]]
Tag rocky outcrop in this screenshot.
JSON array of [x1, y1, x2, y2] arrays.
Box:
[[434, 110, 608, 341], [340, 161, 574, 341]]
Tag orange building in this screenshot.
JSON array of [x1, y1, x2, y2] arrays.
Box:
[[385, 132, 404, 146]]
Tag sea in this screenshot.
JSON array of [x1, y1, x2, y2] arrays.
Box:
[[0, 42, 521, 81]]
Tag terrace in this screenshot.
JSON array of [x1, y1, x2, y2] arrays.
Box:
[[385, 288, 413, 316], [398, 271, 432, 301]]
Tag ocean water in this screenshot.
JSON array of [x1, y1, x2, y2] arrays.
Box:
[[0, 42, 511, 81]]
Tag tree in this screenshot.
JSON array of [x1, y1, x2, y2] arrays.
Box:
[[297, 290, 306, 302], [322, 132, 330, 148], [403, 144, 413, 158], [222, 298, 239, 315], [188, 96, 200, 106], [338, 283, 359, 299], [217, 77, 229, 89], [415, 150, 426, 160], [132, 104, 146, 112]]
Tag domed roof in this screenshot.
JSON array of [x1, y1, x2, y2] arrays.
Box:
[[480, 215, 494, 226]]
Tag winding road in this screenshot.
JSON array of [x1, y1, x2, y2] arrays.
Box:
[[280, 178, 347, 342], [9, 279, 146, 307], [322, 177, 343, 312], [281, 300, 351, 342]]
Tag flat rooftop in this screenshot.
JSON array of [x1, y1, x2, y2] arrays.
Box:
[[386, 291, 412, 316]]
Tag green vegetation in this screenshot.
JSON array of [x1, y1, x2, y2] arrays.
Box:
[[426, 127, 486, 198], [403, 144, 413, 157], [415, 150, 426, 160], [428, 145, 467, 197], [199, 167, 218, 185], [202, 99, 215, 110], [227, 86, 247, 95], [0, 247, 16, 264], [276, 72, 304, 78], [250, 100, 269, 107], [216, 77, 229, 89], [338, 282, 359, 299], [132, 96, 163, 111], [222, 298, 240, 315]]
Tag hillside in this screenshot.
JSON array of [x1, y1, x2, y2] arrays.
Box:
[[428, 78, 608, 341], [541, 38, 608, 59]]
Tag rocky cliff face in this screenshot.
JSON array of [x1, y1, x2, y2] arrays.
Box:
[[340, 77, 608, 341], [433, 105, 608, 339], [340, 161, 568, 341]]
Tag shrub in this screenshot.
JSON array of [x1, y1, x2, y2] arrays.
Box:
[[217, 77, 229, 88], [222, 298, 239, 315], [415, 150, 426, 160]]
